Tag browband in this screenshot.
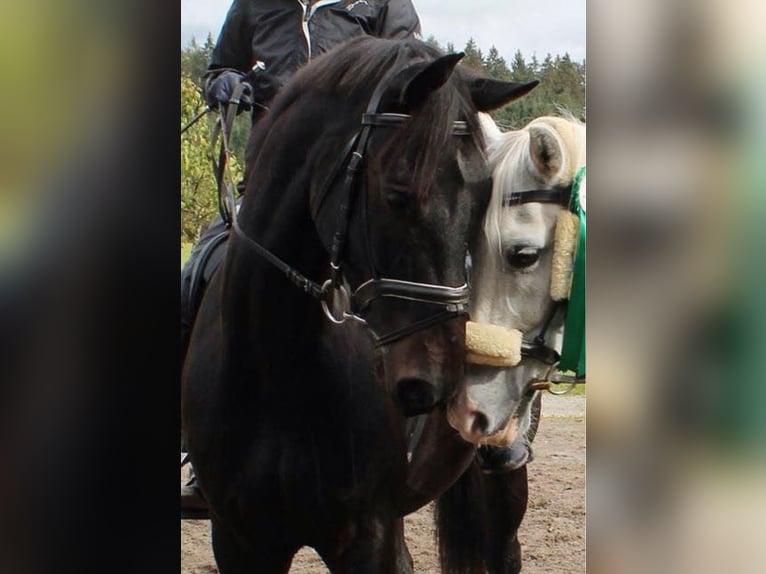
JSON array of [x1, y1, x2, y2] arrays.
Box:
[[503, 186, 571, 206], [362, 113, 471, 136]]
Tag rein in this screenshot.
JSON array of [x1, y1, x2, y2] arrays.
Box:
[[215, 71, 474, 347], [200, 82, 327, 303], [181, 105, 211, 135]]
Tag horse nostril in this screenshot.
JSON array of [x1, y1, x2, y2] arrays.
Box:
[[395, 378, 438, 416], [470, 411, 490, 436]]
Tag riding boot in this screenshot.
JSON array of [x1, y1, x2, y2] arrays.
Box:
[[181, 483, 207, 511], [185, 462, 198, 487], [477, 442, 534, 474], [180, 457, 208, 510]]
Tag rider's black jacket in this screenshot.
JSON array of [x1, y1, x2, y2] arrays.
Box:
[[206, 0, 421, 91]]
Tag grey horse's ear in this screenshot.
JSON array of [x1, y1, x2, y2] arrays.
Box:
[[400, 52, 465, 110], [528, 123, 564, 179], [464, 74, 539, 112]]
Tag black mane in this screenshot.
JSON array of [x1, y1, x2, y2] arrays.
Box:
[[245, 36, 482, 201]]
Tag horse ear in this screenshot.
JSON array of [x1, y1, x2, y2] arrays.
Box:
[[401, 52, 465, 110], [466, 76, 540, 112], [528, 124, 564, 179]]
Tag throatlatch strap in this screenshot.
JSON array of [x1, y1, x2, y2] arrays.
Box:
[[559, 166, 586, 377]]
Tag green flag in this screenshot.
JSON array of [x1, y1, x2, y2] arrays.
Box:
[[559, 166, 586, 377]]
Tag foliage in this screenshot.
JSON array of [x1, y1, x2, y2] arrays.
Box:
[[484, 46, 511, 81], [462, 38, 484, 71], [182, 36, 250, 168], [488, 49, 586, 129], [432, 38, 586, 129], [181, 242, 193, 268], [181, 241, 194, 269], [181, 73, 243, 242], [180, 34, 216, 87]]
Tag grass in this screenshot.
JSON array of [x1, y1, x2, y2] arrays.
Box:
[[556, 383, 586, 396]]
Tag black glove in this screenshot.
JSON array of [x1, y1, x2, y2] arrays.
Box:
[[204, 70, 253, 113], [245, 67, 281, 107]]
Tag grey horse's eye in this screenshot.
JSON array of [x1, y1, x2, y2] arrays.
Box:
[[506, 246, 540, 269]]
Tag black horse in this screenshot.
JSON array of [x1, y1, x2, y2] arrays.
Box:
[[182, 37, 535, 572]]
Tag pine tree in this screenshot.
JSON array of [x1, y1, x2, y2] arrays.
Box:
[[203, 33, 216, 55], [510, 50, 531, 81], [181, 35, 216, 88], [530, 54, 540, 77], [541, 54, 554, 78], [462, 38, 484, 72], [484, 46, 511, 80]]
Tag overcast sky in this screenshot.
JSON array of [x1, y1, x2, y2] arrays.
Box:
[[181, 0, 585, 62]]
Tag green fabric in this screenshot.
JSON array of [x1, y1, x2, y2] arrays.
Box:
[[559, 166, 586, 376]]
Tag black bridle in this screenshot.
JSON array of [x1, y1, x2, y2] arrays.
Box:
[[503, 185, 571, 208], [503, 183, 573, 367], [221, 68, 474, 347]]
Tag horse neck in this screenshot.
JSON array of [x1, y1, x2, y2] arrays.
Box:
[[218, 152, 395, 462], [222, 156, 330, 370]]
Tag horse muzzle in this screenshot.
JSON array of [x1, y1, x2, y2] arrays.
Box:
[[383, 314, 467, 416], [395, 377, 440, 416], [446, 394, 524, 446]]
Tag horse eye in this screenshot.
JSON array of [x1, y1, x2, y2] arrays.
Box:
[[506, 247, 540, 269], [385, 187, 411, 207]]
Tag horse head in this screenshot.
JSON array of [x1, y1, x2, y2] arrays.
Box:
[[305, 39, 537, 416], [447, 115, 586, 444]]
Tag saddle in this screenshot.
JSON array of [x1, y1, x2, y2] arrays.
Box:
[[180, 216, 230, 365], [180, 202, 239, 519], [180, 225, 227, 519]]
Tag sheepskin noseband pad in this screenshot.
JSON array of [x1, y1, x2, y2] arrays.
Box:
[[465, 321, 522, 366]]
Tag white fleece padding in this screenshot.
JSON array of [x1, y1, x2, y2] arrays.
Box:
[[550, 210, 579, 301], [465, 321, 522, 366]]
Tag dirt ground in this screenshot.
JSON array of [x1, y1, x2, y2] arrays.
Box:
[[181, 394, 585, 573]]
